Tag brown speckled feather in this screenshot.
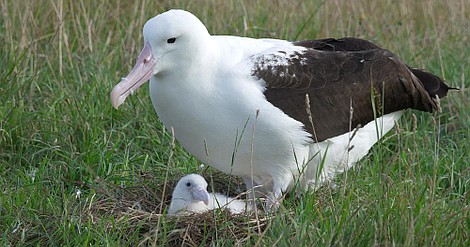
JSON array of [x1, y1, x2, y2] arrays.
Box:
[[252, 38, 451, 142]]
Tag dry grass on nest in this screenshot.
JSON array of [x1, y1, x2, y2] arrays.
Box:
[[83, 170, 270, 246], [140, 210, 269, 246]]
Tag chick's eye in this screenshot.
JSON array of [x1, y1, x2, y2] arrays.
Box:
[[167, 37, 176, 44], [186, 182, 191, 187]]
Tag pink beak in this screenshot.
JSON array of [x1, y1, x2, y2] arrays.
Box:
[[110, 42, 157, 109]]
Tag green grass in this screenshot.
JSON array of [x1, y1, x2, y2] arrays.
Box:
[[1, 0, 469, 246]]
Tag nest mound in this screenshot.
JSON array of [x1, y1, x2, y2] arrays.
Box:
[[84, 170, 270, 246]]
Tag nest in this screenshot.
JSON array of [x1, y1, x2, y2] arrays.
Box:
[[82, 170, 270, 246]]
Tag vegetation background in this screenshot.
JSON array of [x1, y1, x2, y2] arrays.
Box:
[[1, 0, 468, 246]]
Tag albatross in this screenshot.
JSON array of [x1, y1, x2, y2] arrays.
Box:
[[168, 174, 252, 214], [111, 9, 453, 208]]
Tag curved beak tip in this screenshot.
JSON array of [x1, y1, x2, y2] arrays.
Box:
[[110, 85, 125, 109], [193, 188, 210, 205], [109, 42, 156, 109]]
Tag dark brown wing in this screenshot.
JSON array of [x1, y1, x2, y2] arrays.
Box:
[[252, 38, 451, 142], [293, 37, 382, 51], [297, 37, 454, 99]]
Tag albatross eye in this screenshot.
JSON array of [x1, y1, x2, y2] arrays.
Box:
[[167, 37, 176, 44], [186, 182, 191, 187]]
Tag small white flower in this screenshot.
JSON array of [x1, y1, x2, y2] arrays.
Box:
[[28, 168, 38, 182], [198, 163, 206, 170], [75, 187, 81, 199]]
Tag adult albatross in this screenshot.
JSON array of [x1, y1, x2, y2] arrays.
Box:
[[111, 9, 452, 208]]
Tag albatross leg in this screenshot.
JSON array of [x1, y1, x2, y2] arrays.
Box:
[[243, 177, 285, 211], [243, 177, 261, 208], [243, 177, 255, 199], [265, 181, 284, 211]]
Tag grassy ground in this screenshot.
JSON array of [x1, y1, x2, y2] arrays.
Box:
[[1, 0, 469, 246]]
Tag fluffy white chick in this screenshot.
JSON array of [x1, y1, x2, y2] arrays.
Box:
[[168, 174, 251, 215]]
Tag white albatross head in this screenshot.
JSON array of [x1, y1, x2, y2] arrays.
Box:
[[110, 9, 211, 108], [168, 174, 211, 214]]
